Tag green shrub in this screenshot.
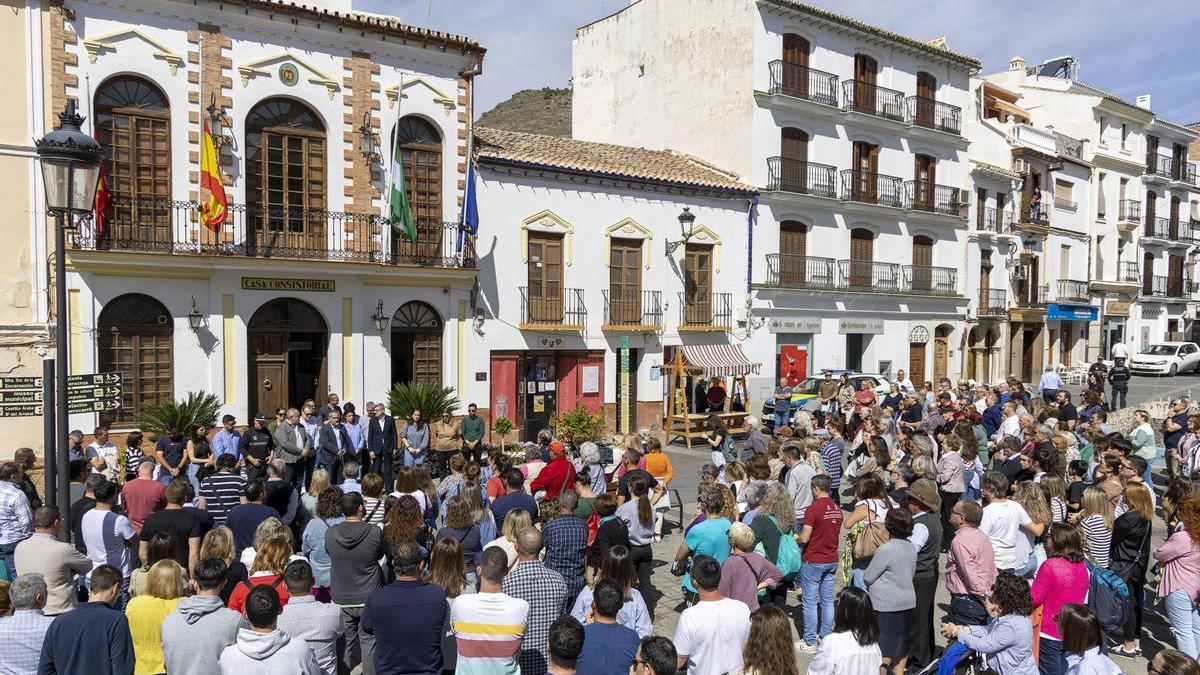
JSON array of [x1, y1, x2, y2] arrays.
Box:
[[136, 391, 222, 440], [550, 404, 606, 449], [386, 382, 460, 422]]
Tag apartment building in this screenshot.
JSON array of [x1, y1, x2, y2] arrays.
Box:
[[572, 0, 977, 398], [41, 0, 484, 433]]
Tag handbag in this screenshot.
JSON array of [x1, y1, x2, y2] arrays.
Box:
[[851, 502, 889, 559]]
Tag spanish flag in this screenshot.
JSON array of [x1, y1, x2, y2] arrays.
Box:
[[199, 119, 227, 231], [93, 166, 112, 236]]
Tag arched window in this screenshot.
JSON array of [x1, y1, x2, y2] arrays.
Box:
[[1143, 251, 1154, 295], [391, 301, 443, 385], [94, 77, 171, 241], [97, 294, 173, 427], [246, 98, 326, 253], [390, 116, 444, 261]]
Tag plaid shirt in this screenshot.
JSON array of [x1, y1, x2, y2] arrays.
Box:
[[541, 515, 588, 600], [0, 481, 32, 546], [0, 608, 54, 673], [502, 559, 567, 675]]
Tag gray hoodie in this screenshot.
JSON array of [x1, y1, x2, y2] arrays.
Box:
[[218, 627, 321, 675], [162, 594, 243, 675], [325, 520, 386, 605]]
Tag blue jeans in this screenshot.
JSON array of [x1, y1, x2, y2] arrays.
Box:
[[800, 561, 837, 644], [1039, 637, 1065, 675], [773, 410, 790, 429], [403, 449, 426, 468], [185, 464, 202, 495], [1166, 590, 1200, 659], [1143, 457, 1156, 489]]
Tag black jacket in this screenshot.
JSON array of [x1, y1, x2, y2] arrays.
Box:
[[317, 423, 352, 465], [1108, 365, 1132, 389], [1109, 511, 1151, 584], [367, 415, 397, 457], [590, 517, 630, 568]]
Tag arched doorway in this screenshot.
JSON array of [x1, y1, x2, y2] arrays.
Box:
[[934, 324, 952, 382], [391, 301, 443, 386], [97, 294, 173, 427], [247, 298, 328, 417]]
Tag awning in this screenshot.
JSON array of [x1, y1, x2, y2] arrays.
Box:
[[991, 98, 1031, 121], [681, 344, 762, 378]]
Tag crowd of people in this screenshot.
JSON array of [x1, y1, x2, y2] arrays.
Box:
[[1, 372, 1200, 674]]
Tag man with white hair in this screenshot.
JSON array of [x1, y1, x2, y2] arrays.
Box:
[[741, 418, 767, 461], [0, 572, 54, 672]]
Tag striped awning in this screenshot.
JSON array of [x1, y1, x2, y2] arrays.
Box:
[[682, 344, 761, 378]]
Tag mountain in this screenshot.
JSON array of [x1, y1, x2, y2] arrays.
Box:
[[477, 87, 571, 137]]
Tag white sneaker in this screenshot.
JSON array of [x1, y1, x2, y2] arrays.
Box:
[[797, 641, 820, 654]]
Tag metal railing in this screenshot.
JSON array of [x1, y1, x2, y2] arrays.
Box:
[[1016, 284, 1049, 307], [904, 181, 960, 215], [764, 254, 839, 289], [1019, 201, 1049, 226], [839, 170, 903, 207], [838, 260, 904, 291], [979, 206, 1012, 233], [1145, 216, 1185, 239], [1147, 154, 1174, 177], [904, 265, 958, 295], [678, 291, 732, 328], [1056, 279, 1090, 302], [905, 97, 961, 134], [520, 287, 587, 327], [1118, 199, 1141, 222], [765, 158, 838, 198], [70, 195, 474, 268], [602, 289, 662, 327], [979, 289, 1007, 316], [766, 60, 839, 107], [1115, 261, 1140, 283], [1181, 163, 1198, 185], [1150, 275, 1190, 298], [842, 80, 905, 121]]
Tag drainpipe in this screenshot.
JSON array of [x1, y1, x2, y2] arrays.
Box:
[[746, 194, 758, 296]]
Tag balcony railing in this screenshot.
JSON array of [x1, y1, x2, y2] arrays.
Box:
[[1118, 199, 1141, 222], [905, 97, 961, 134], [1019, 201, 1049, 226], [765, 158, 838, 198], [766, 60, 839, 107], [765, 254, 839, 289], [678, 291, 732, 328], [70, 196, 474, 267], [1010, 123, 1057, 156], [1150, 275, 1190, 298], [904, 181, 960, 215], [979, 206, 1013, 233], [1180, 163, 1198, 185], [1147, 154, 1174, 177], [979, 289, 1007, 316], [1015, 284, 1048, 307], [520, 287, 587, 327], [903, 265, 958, 295], [838, 260, 903, 291], [842, 80, 905, 121], [1054, 132, 1085, 160], [602, 289, 662, 328], [1145, 216, 1191, 240], [839, 170, 903, 207], [1056, 279, 1090, 302], [1115, 261, 1140, 283]]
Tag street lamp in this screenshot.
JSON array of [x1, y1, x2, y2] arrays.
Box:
[[665, 206, 697, 256], [206, 93, 225, 143], [370, 299, 389, 332], [187, 295, 204, 331], [358, 111, 379, 159], [35, 100, 103, 541]]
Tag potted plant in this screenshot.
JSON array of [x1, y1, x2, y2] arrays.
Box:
[[549, 404, 606, 451], [136, 391, 222, 440], [492, 416, 513, 450], [386, 382, 461, 421]]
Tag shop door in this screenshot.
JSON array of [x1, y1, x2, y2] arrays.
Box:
[[846, 334, 865, 372], [522, 355, 557, 440], [1022, 329, 1037, 383], [1061, 325, 1073, 367], [908, 342, 926, 384]]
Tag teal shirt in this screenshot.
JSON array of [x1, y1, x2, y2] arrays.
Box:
[[682, 517, 732, 593], [461, 414, 486, 442]]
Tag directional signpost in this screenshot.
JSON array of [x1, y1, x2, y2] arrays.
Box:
[[0, 372, 122, 418]]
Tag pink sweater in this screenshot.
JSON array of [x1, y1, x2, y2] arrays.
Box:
[[1030, 557, 1089, 640], [1154, 529, 1200, 599]]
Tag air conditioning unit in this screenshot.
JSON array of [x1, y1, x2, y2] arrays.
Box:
[[1013, 158, 1029, 174], [1011, 266, 1028, 280], [958, 188, 972, 204]]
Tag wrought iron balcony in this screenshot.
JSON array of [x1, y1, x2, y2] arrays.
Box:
[[1018, 201, 1049, 226], [767, 60, 839, 107], [842, 80, 905, 122], [1150, 275, 1190, 298], [904, 265, 958, 295], [764, 254, 839, 289], [764, 254, 958, 296], [1056, 279, 1090, 303], [904, 181, 960, 215], [837, 260, 903, 291], [979, 289, 1007, 317], [520, 287, 587, 328], [1016, 284, 1049, 308], [839, 170, 903, 207], [765, 158, 838, 198], [1144, 215, 1169, 239], [1118, 199, 1141, 223], [70, 196, 474, 268], [1115, 261, 1140, 283], [601, 289, 662, 329], [979, 206, 1012, 233], [1147, 154, 1174, 177], [1180, 163, 1198, 185], [678, 291, 732, 329], [905, 97, 961, 134]]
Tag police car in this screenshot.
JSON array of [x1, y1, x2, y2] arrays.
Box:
[[760, 371, 891, 429]]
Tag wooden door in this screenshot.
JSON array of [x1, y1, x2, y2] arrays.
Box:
[[1146, 135, 1159, 170], [250, 130, 326, 253], [684, 244, 713, 325], [1021, 329, 1036, 382], [976, 188, 987, 229], [1174, 144, 1188, 180], [914, 154, 936, 209], [778, 221, 807, 285], [412, 333, 442, 384], [908, 343, 926, 385], [249, 333, 288, 418], [849, 228, 874, 287], [1170, 254, 1184, 296], [1143, 251, 1154, 295], [781, 34, 809, 96], [852, 142, 879, 202], [1172, 196, 1181, 238], [915, 72, 937, 125], [610, 239, 643, 323], [1146, 190, 1157, 230], [934, 336, 948, 380], [527, 232, 564, 322], [979, 254, 993, 310], [780, 128, 808, 191], [854, 54, 877, 111], [912, 236, 933, 291]]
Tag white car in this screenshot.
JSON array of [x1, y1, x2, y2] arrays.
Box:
[[1128, 341, 1200, 376]]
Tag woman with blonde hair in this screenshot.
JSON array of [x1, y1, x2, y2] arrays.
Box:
[[1110, 481, 1154, 656], [1041, 474, 1069, 523], [226, 532, 293, 612], [725, 461, 749, 513], [1075, 485, 1114, 568], [300, 467, 331, 526], [436, 494, 484, 584], [126, 559, 187, 674], [714, 482, 740, 523], [732, 604, 799, 675], [483, 508, 531, 568], [199, 525, 247, 603], [239, 516, 293, 568], [1012, 481, 1052, 569]]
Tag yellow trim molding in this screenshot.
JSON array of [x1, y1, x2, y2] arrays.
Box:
[[83, 28, 184, 76], [222, 294, 235, 404], [603, 218, 653, 269], [341, 298, 353, 398], [520, 210, 574, 266], [237, 51, 341, 100], [685, 224, 722, 272], [456, 300, 467, 398]]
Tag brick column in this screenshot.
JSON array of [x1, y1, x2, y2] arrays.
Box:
[[48, 4, 78, 117], [186, 23, 233, 244], [342, 51, 381, 249]]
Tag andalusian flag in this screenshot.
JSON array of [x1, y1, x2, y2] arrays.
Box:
[[387, 79, 417, 243], [199, 119, 227, 231]]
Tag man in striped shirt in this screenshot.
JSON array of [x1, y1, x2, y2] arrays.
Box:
[[451, 547, 528, 675], [198, 454, 246, 526]]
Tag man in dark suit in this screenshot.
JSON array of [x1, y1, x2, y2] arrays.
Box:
[[367, 403, 397, 490], [317, 409, 352, 485]]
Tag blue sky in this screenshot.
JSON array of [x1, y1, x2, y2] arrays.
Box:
[[359, 0, 1200, 125]]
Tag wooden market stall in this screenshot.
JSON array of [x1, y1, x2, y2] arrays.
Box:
[[663, 344, 762, 449]]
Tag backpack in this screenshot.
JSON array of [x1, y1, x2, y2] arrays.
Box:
[[1086, 560, 1132, 637], [754, 515, 801, 577], [720, 434, 737, 464]]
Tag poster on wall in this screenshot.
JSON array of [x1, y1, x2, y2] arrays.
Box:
[[533, 395, 545, 413], [581, 365, 601, 394], [778, 345, 807, 386]]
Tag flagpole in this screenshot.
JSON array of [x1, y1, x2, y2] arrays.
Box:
[[198, 35, 204, 247], [384, 71, 403, 255], [457, 68, 474, 260]]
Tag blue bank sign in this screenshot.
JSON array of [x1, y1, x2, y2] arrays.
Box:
[[1046, 303, 1099, 321]]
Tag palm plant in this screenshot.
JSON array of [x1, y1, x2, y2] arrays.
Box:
[[386, 382, 460, 421], [135, 391, 222, 440]]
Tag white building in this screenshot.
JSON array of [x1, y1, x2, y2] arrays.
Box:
[[571, 0, 977, 399], [46, 0, 484, 433], [464, 127, 758, 439]]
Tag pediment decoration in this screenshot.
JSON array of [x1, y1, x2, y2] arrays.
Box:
[[237, 51, 340, 100], [83, 28, 184, 76]]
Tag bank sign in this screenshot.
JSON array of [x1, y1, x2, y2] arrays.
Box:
[[1046, 303, 1099, 322]]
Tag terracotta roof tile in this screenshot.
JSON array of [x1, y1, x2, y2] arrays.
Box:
[[233, 1, 484, 53], [474, 127, 755, 193]]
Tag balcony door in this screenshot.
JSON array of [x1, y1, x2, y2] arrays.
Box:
[[781, 127, 808, 192], [849, 228, 874, 288], [94, 76, 172, 245], [1172, 196, 1181, 238], [527, 232, 564, 322], [246, 98, 327, 254], [1146, 190, 1157, 230], [683, 244, 713, 325], [778, 220, 807, 285], [852, 141, 880, 202], [391, 116, 444, 262], [1146, 135, 1159, 171], [853, 53, 877, 111], [609, 238, 643, 323], [912, 236, 933, 291], [979, 251, 993, 310], [914, 154, 936, 209], [781, 33, 809, 97], [1143, 252, 1154, 295], [915, 72, 937, 126], [1170, 254, 1185, 296], [1174, 144, 1188, 180]]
